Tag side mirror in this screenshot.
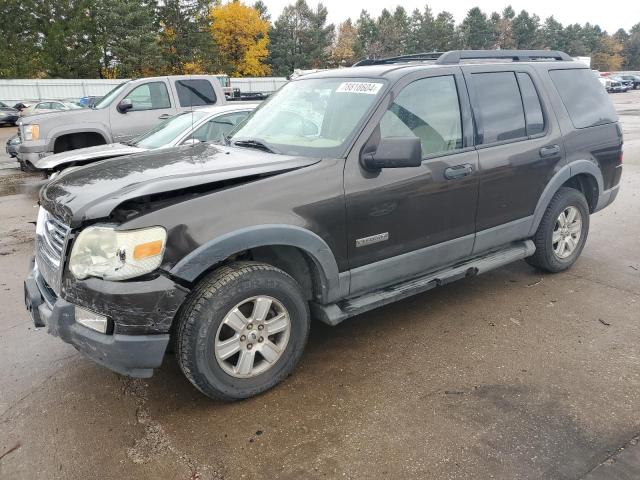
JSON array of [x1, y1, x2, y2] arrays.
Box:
[[117, 99, 133, 113], [361, 136, 423, 170]]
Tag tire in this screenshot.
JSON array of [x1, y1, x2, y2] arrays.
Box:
[[176, 262, 310, 401], [526, 187, 590, 273]]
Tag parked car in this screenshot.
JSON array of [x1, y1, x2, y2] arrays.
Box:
[[24, 50, 622, 401], [16, 75, 228, 169], [78, 96, 103, 108], [6, 134, 20, 158], [32, 104, 256, 174], [610, 76, 631, 92], [0, 101, 19, 125], [20, 100, 84, 117], [13, 102, 33, 112], [617, 74, 640, 89], [598, 77, 613, 92]]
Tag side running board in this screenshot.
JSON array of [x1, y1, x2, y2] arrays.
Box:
[[311, 240, 535, 326]]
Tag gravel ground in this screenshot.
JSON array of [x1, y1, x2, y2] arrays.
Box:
[[0, 92, 639, 480]]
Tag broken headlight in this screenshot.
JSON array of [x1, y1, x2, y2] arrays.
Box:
[[69, 226, 166, 281]]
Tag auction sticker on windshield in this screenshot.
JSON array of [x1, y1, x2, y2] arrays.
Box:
[[336, 82, 383, 95]]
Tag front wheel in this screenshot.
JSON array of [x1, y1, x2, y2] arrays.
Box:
[[176, 262, 310, 401], [526, 187, 590, 273]]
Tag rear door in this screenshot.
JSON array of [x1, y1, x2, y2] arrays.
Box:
[[462, 65, 565, 253], [110, 80, 177, 142], [344, 68, 479, 295]]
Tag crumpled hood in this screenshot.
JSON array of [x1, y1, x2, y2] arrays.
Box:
[[34, 142, 146, 170], [40, 142, 319, 227]]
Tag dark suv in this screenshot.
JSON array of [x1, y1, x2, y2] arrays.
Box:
[[24, 50, 622, 400]]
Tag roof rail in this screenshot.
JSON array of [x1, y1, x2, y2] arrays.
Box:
[[353, 52, 444, 67], [435, 50, 573, 65]]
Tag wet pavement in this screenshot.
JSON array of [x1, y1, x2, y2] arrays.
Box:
[[0, 93, 639, 479]]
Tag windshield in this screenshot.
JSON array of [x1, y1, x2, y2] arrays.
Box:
[[229, 77, 386, 157], [93, 82, 128, 109], [132, 110, 209, 149]]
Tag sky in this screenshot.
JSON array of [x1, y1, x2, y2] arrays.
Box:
[[260, 0, 639, 34]]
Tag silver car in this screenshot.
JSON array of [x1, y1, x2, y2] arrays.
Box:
[[34, 104, 257, 173]]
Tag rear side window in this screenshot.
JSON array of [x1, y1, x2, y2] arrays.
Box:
[[176, 79, 217, 107], [549, 69, 617, 129], [471, 72, 526, 144], [517, 73, 545, 135]]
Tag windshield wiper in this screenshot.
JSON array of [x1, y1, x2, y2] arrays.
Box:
[[232, 138, 279, 154]]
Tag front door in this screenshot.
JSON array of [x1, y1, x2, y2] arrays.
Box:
[[110, 80, 177, 142], [344, 69, 479, 295]]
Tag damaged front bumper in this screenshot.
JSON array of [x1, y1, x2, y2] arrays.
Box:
[[24, 258, 187, 378]]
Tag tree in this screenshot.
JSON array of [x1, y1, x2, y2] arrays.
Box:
[[492, 6, 516, 49], [540, 16, 565, 51], [253, 0, 270, 21], [209, 0, 270, 76], [156, 0, 216, 75], [511, 10, 541, 48], [408, 6, 436, 53], [591, 34, 623, 71], [460, 7, 493, 49], [375, 7, 409, 57], [0, 0, 43, 78], [268, 0, 334, 75], [37, 0, 102, 78], [331, 19, 357, 66], [432, 12, 458, 51], [622, 24, 640, 69], [355, 10, 381, 59], [90, 0, 163, 78]]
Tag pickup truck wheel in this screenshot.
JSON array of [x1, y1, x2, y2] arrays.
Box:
[[526, 187, 590, 273], [176, 262, 310, 401]]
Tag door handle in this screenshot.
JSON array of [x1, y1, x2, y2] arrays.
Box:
[[444, 163, 474, 180], [539, 144, 560, 158], [158, 114, 171, 120]]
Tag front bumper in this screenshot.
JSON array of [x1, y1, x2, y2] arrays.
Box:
[[17, 139, 52, 165], [24, 259, 171, 378], [0, 114, 18, 124]]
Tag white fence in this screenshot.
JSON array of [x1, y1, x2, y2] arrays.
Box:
[[0, 77, 288, 103], [0, 79, 126, 103]]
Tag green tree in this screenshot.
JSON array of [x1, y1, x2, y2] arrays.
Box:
[[269, 0, 334, 75], [355, 10, 381, 59], [511, 10, 541, 48], [460, 7, 493, 49], [622, 24, 640, 69], [408, 6, 437, 53], [0, 0, 43, 78], [432, 12, 458, 51], [540, 16, 565, 50]]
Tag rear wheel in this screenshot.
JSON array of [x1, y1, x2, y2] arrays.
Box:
[[176, 262, 310, 401], [526, 187, 590, 273]]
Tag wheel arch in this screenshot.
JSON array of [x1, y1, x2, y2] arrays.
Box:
[[528, 160, 603, 237], [170, 225, 344, 304], [53, 130, 108, 153]]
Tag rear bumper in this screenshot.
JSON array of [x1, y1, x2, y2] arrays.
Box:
[[24, 259, 170, 378]]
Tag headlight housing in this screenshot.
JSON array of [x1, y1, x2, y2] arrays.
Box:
[[69, 226, 167, 281], [23, 124, 39, 141]]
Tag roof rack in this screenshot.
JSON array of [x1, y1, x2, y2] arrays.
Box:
[[353, 52, 444, 67], [353, 50, 572, 67], [435, 50, 573, 64]]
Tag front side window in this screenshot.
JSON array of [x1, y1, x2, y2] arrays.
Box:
[[472, 72, 526, 144], [123, 82, 171, 111], [132, 110, 208, 149], [190, 111, 251, 143], [175, 79, 217, 107], [380, 75, 463, 156], [229, 77, 386, 157], [94, 82, 127, 109]]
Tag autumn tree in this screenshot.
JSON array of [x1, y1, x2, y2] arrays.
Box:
[[209, 0, 270, 76], [332, 19, 357, 66]]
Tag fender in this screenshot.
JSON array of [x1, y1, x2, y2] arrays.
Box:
[[528, 159, 603, 236], [48, 124, 112, 150], [170, 225, 343, 303]]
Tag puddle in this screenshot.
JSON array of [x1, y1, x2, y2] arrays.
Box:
[[0, 172, 45, 199]]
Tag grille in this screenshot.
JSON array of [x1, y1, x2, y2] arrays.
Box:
[[35, 207, 70, 296]]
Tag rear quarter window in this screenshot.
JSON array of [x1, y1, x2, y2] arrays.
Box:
[[176, 79, 217, 107], [549, 69, 617, 129]]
